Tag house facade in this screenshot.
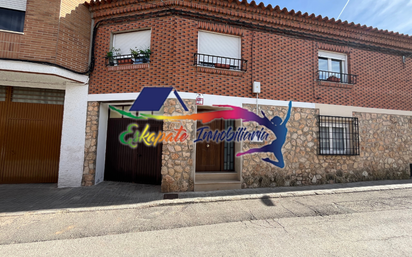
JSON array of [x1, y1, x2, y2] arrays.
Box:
[[0, 0, 91, 187], [84, 0, 412, 192], [3, 0, 411, 192]]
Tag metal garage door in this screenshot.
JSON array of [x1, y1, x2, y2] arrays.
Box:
[[104, 105, 163, 185], [0, 86, 64, 183]]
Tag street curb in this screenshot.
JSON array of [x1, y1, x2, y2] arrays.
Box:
[[1, 183, 412, 217]]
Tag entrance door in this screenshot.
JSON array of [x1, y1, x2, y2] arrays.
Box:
[[196, 118, 235, 172], [104, 107, 163, 185], [0, 86, 64, 183]]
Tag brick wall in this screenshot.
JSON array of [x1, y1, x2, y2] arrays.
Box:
[[0, 0, 91, 73], [88, 0, 412, 111]]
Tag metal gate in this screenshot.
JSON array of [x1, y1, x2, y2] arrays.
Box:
[[0, 86, 64, 183], [104, 107, 163, 185]]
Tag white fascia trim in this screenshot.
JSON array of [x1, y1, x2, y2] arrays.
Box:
[[0, 60, 89, 84], [88, 92, 315, 109]]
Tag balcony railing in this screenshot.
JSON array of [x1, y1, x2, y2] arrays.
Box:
[[318, 70, 357, 84], [194, 53, 247, 72], [105, 53, 151, 66]]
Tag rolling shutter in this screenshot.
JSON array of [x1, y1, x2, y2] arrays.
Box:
[[198, 31, 241, 59], [0, 0, 27, 11], [113, 30, 151, 55]]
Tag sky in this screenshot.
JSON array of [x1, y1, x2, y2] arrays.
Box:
[[262, 0, 412, 36]]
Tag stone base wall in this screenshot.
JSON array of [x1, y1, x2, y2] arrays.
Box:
[[241, 104, 411, 189], [161, 99, 196, 193], [82, 101, 99, 186]]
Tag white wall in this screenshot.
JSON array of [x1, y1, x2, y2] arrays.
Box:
[[58, 84, 89, 187]]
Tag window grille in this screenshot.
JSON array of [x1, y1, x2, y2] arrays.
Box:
[[318, 115, 359, 155], [223, 120, 235, 171]]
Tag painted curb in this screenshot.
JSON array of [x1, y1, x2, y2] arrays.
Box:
[[1, 183, 412, 217]]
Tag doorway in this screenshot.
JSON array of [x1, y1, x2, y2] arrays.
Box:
[[195, 117, 235, 172], [104, 106, 163, 185]]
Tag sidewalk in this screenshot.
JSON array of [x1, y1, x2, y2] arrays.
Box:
[[1, 179, 411, 214]]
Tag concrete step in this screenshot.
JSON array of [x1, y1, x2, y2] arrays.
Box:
[[194, 179, 241, 192], [195, 172, 238, 181]]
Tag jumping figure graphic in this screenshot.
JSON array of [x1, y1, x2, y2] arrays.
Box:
[[236, 101, 292, 168]]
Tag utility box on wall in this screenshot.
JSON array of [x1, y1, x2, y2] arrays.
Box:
[[253, 82, 261, 93]]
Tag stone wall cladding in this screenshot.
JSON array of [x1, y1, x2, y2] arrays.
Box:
[[82, 101, 100, 186], [161, 99, 196, 193], [241, 104, 410, 189]]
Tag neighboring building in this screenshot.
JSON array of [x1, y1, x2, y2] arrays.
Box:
[[84, 0, 412, 192], [0, 0, 91, 187]]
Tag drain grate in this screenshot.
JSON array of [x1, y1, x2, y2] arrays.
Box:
[[163, 194, 178, 200]]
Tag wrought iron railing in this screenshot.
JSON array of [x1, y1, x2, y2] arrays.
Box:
[[105, 53, 151, 66], [318, 70, 357, 84], [194, 53, 247, 71]]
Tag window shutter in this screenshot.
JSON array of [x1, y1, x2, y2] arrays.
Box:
[[198, 31, 241, 59], [0, 0, 27, 11], [113, 30, 151, 55]]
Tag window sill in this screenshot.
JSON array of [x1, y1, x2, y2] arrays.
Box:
[[0, 29, 24, 35], [196, 66, 245, 77], [318, 80, 354, 89], [107, 63, 149, 71]]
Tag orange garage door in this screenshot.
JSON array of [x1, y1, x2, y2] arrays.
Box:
[[0, 86, 64, 183]]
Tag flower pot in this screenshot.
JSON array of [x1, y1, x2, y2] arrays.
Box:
[[215, 63, 230, 69], [118, 58, 133, 65], [327, 76, 340, 82], [133, 57, 143, 64]]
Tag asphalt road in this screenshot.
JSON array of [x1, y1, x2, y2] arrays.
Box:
[[1, 188, 412, 256]]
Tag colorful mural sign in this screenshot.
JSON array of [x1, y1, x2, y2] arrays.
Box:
[[110, 87, 292, 168]]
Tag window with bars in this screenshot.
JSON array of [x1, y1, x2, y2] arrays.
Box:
[[318, 115, 359, 155], [223, 120, 235, 171]]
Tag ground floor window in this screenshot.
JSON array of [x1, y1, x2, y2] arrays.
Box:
[[318, 115, 359, 155]]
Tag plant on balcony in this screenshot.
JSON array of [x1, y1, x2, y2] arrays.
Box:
[[139, 48, 151, 63], [107, 47, 121, 66], [130, 48, 141, 64]]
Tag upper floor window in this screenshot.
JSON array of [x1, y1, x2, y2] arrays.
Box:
[[318, 50, 356, 84], [0, 0, 27, 33], [107, 30, 151, 66], [195, 31, 247, 71]]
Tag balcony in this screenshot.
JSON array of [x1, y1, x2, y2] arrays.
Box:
[[105, 53, 151, 66], [318, 70, 357, 84], [194, 53, 247, 72]]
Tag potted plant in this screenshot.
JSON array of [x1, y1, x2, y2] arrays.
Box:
[[107, 47, 120, 66], [130, 47, 142, 64], [139, 48, 151, 63]]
